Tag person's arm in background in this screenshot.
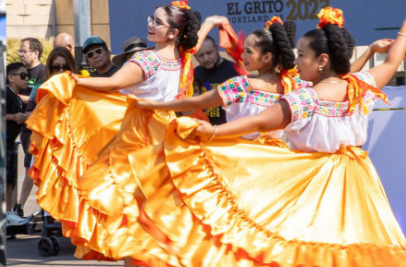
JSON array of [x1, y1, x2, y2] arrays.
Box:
[[350, 39, 394, 73], [19, 95, 30, 104], [6, 112, 26, 124]]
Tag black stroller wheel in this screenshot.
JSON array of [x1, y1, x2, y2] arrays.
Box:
[[49, 236, 60, 255], [37, 237, 54, 257]]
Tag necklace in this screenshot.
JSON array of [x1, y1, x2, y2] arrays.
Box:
[[320, 80, 340, 84]]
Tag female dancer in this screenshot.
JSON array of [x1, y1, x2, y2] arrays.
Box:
[[133, 7, 406, 266], [136, 17, 308, 143], [26, 1, 229, 265]]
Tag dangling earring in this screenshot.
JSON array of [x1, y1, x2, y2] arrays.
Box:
[[318, 66, 323, 72]]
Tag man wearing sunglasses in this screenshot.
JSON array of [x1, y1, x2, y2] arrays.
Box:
[[5, 63, 28, 217], [82, 36, 120, 77]]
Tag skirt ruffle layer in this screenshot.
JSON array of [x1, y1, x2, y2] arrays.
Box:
[[26, 74, 179, 265], [132, 117, 406, 267]]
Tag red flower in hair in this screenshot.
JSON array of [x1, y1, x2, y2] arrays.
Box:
[[264, 16, 283, 29], [317, 7, 344, 29], [171, 0, 190, 9]]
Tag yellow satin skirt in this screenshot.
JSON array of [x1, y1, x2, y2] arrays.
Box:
[[26, 73, 181, 265], [129, 117, 406, 267]]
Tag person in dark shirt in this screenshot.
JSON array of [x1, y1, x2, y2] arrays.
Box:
[[194, 35, 239, 125], [18, 37, 45, 102], [13, 38, 45, 216], [5, 63, 28, 213], [82, 36, 120, 77]]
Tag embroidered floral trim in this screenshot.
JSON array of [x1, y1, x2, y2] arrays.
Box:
[[285, 88, 376, 122], [247, 91, 280, 107], [218, 75, 281, 107], [160, 58, 182, 71], [130, 51, 182, 80], [284, 88, 317, 122], [295, 77, 312, 89], [353, 71, 376, 87]]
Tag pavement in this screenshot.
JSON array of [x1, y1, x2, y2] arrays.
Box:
[[6, 143, 124, 266], [6, 234, 123, 266]]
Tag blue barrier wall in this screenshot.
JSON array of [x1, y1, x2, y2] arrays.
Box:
[[109, 0, 406, 54]]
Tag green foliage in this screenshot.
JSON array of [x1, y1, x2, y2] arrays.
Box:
[[6, 37, 55, 65]]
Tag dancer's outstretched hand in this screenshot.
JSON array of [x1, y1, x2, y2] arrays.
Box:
[[204, 15, 229, 27], [371, 39, 394, 53], [191, 119, 217, 142], [70, 72, 81, 84]]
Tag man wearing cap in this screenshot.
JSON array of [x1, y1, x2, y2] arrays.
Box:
[[112, 36, 150, 67], [83, 36, 120, 77]]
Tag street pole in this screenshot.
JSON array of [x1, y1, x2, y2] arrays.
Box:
[[73, 0, 91, 69]]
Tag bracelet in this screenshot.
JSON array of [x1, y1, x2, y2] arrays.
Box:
[[207, 125, 219, 142], [398, 32, 406, 37]]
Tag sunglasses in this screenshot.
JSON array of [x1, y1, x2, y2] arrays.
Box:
[[86, 48, 104, 59], [51, 65, 70, 72], [11, 72, 28, 80]]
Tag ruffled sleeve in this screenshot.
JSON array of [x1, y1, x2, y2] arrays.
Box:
[[129, 50, 162, 80], [352, 71, 377, 87], [282, 88, 318, 131], [216, 75, 250, 107]]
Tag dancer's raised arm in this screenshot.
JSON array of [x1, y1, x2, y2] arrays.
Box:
[[350, 39, 394, 73], [368, 18, 406, 89]]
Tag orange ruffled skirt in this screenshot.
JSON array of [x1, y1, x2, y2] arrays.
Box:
[[130, 117, 406, 267], [26, 73, 182, 265]]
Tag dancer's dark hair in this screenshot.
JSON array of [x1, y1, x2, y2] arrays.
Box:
[[251, 20, 296, 70]]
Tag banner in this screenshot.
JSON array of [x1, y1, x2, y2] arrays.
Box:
[[108, 0, 406, 54]]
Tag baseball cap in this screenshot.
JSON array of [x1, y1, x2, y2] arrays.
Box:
[[82, 36, 106, 53]]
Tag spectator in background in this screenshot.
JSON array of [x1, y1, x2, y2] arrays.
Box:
[[83, 36, 120, 77], [19, 37, 45, 91], [194, 35, 239, 125], [5, 63, 28, 214], [13, 38, 45, 217], [112, 36, 150, 67], [53, 32, 75, 57], [13, 47, 78, 217]]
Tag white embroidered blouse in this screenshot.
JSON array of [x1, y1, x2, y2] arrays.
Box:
[[217, 75, 311, 140], [119, 50, 183, 102], [281, 71, 377, 153]]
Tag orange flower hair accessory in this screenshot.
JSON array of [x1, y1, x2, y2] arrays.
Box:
[[264, 16, 284, 28], [317, 7, 344, 29], [171, 0, 191, 9]]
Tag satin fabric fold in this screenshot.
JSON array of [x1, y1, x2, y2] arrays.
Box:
[[133, 117, 406, 267], [26, 73, 183, 265]]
